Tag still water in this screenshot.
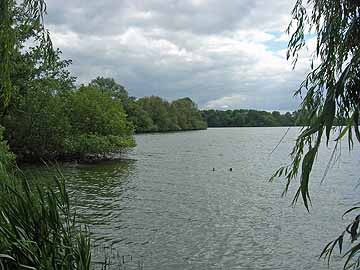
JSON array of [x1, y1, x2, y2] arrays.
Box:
[[27, 128, 360, 269]]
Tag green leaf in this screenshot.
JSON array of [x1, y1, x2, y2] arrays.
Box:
[[335, 125, 350, 142], [0, 254, 15, 261], [338, 234, 343, 254], [350, 218, 359, 242], [299, 147, 317, 211], [322, 95, 335, 145], [343, 207, 360, 218]]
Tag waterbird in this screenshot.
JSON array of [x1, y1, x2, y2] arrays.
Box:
[[229, 168, 233, 171], [212, 168, 215, 171]]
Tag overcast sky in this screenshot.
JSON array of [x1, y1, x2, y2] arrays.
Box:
[[45, 0, 313, 111]]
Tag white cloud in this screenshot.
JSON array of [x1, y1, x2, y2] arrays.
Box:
[[45, 0, 308, 111], [205, 94, 247, 109]]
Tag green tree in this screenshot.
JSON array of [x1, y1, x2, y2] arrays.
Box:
[[0, 3, 135, 161], [202, 109, 296, 127], [127, 101, 157, 133], [137, 96, 176, 132], [0, 0, 54, 115], [89, 77, 129, 102], [134, 96, 206, 132], [0, 0, 76, 160], [3, 83, 71, 160], [271, 0, 360, 268], [64, 86, 135, 158], [0, 1, 92, 269], [172, 97, 207, 130]]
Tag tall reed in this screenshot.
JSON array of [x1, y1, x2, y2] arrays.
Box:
[[0, 127, 92, 270]]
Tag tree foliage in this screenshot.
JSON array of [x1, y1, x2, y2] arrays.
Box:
[[88, 77, 207, 133], [64, 85, 135, 159], [172, 98, 208, 130], [89, 77, 129, 101], [2, 80, 136, 161], [202, 109, 298, 127], [0, 1, 92, 269], [0, 3, 136, 162], [0, 126, 15, 173], [135, 96, 207, 132], [0, 0, 54, 115], [272, 0, 360, 268]]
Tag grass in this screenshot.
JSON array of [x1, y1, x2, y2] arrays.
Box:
[[0, 129, 92, 270], [0, 128, 142, 270]]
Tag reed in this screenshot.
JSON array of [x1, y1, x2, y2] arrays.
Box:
[[0, 130, 92, 270]]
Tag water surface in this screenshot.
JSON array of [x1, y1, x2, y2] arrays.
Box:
[[28, 128, 360, 269]]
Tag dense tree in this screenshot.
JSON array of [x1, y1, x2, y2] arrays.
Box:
[[64, 86, 135, 159], [202, 109, 298, 127], [137, 96, 179, 132], [0, 2, 92, 270], [134, 96, 207, 132], [0, 0, 72, 159], [126, 101, 157, 133], [0, 2, 136, 162], [2, 81, 136, 161], [0, 0, 55, 115], [87, 78, 207, 133], [271, 0, 360, 268], [171, 97, 207, 130], [3, 83, 71, 160], [89, 77, 129, 102]]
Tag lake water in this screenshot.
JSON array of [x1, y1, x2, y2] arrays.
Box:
[[27, 127, 360, 269]]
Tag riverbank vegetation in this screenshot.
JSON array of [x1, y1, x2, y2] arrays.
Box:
[[0, 2, 93, 268], [202, 109, 350, 128], [129, 96, 207, 132], [0, 1, 206, 163], [89, 77, 207, 133], [202, 109, 298, 127], [0, 127, 92, 269], [0, 0, 135, 162]]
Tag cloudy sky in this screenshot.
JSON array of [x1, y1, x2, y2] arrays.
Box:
[[45, 0, 313, 111]]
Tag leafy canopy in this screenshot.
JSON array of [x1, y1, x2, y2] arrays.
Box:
[[0, 0, 54, 114]]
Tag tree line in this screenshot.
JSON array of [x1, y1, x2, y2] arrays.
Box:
[[1, 70, 207, 162], [91, 77, 207, 133], [202, 109, 301, 127], [201, 109, 350, 128]]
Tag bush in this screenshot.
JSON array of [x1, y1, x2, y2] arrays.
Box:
[[67, 86, 133, 137], [63, 86, 135, 159], [3, 86, 71, 160], [64, 134, 135, 158], [3, 84, 136, 161]]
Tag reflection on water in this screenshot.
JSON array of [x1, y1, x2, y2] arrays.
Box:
[[24, 128, 360, 270], [25, 160, 137, 245]]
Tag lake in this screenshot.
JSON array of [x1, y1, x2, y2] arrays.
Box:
[[26, 127, 360, 269]]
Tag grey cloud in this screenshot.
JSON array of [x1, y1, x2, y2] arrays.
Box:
[[45, 0, 305, 111], [46, 0, 291, 35]]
